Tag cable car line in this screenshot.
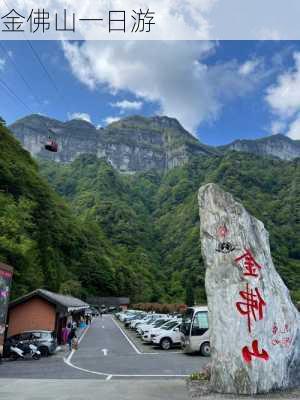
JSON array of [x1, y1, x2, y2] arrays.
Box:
[[0, 42, 41, 108], [26, 41, 62, 98], [2, 0, 64, 104], [0, 76, 33, 113]]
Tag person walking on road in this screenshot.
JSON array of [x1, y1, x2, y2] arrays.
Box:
[[62, 323, 71, 345], [67, 327, 77, 351]]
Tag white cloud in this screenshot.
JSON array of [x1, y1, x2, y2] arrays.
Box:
[[266, 52, 300, 140], [270, 120, 286, 135], [68, 112, 92, 123], [286, 115, 300, 140], [0, 58, 6, 71], [63, 41, 262, 134], [239, 59, 261, 76], [111, 100, 143, 112], [104, 116, 121, 125], [266, 52, 300, 118]]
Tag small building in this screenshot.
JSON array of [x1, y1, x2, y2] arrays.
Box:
[[8, 289, 89, 343], [87, 296, 130, 311]]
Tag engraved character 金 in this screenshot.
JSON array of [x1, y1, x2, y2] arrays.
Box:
[[235, 249, 262, 277]]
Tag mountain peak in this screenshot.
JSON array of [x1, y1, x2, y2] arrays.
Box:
[[107, 115, 186, 132], [64, 119, 95, 129], [9, 114, 300, 171], [9, 113, 216, 172], [222, 133, 300, 161]]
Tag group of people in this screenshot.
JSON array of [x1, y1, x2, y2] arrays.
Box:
[[61, 314, 93, 351], [62, 321, 78, 351]]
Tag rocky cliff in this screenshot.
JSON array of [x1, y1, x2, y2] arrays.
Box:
[[9, 114, 217, 173], [9, 114, 300, 173], [222, 134, 300, 161]]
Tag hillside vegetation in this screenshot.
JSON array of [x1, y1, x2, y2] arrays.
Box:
[[39, 150, 300, 304], [0, 123, 159, 300], [1, 121, 299, 303]]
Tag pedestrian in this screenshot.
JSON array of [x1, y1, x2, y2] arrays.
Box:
[[100, 310, 103, 319], [67, 327, 77, 351], [85, 315, 89, 325], [62, 323, 70, 345]]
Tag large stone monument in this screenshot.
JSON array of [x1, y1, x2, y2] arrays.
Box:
[[198, 183, 300, 395]]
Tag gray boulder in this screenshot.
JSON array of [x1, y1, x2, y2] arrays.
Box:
[[198, 183, 300, 395]]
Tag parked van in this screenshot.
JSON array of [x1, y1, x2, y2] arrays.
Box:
[[180, 306, 210, 356]]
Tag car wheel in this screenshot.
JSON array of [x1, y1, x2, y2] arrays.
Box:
[[39, 346, 49, 357], [160, 337, 172, 350], [10, 352, 19, 361], [200, 342, 211, 357]]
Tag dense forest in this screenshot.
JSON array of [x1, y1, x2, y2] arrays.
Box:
[[1, 120, 299, 304]]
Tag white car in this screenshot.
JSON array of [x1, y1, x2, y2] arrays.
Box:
[[140, 318, 171, 340], [118, 310, 137, 322], [142, 319, 179, 343], [135, 317, 156, 333], [151, 321, 182, 350], [136, 315, 165, 336], [130, 315, 149, 329]]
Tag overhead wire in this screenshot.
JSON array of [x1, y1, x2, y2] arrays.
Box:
[[26, 40, 63, 98], [0, 76, 33, 113], [1, 0, 67, 109], [0, 41, 41, 107]]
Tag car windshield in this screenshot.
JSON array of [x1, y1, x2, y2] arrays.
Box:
[[153, 319, 168, 328], [144, 318, 154, 324], [160, 321, 173, 328], [165, 322, 178, 330], [41, 332, 52, 339]]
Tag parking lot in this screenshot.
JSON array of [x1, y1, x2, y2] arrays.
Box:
[[0, 314, 209, 380], [113, 316, 182, 354]]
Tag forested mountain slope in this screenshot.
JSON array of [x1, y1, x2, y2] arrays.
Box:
[[39, 151, 300, 303], [0, 123, 160, 301]]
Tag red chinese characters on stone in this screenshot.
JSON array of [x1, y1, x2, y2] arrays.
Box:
[[234, 248, 269, 363], [235, 249, 262, 277], [271, 337, 292, 347], [272, 322, 278, 335], [236, 283, 266, 333], [271, 322, 291, 348], [242, 340, 269, 363], [282, 323, 289, 334]]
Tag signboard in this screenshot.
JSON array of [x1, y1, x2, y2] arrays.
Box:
[[0, 263, 13, 356]]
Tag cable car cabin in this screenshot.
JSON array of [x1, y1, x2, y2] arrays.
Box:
[[45, 139, 58, 152]]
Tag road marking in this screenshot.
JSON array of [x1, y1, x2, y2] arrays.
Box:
[[64, 322, 91, 364], [64, 357, 109, 378], [102, 348, 108, 356], [110, 316, 142, 354], [63, 315, 193, 379]]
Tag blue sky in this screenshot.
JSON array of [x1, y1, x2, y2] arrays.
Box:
[[1, 40, 300, 145]]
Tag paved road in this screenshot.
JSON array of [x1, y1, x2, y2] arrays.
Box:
[[0, 315, 208, 380], [0, 379, 190, 400], [69, 315, 208, 378]]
